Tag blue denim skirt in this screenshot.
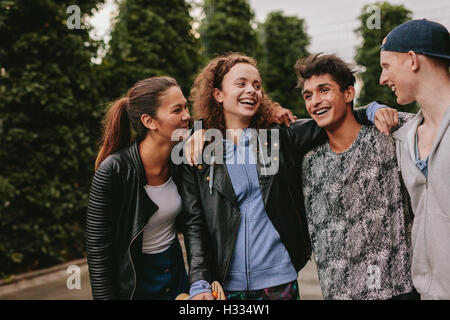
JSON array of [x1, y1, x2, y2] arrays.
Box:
[[134, 240, 188, 300]]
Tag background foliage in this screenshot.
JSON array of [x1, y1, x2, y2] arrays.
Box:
[[200, 0, 258, 59], [0, 0, 104, 278], [101, 0, 201, 100], [355, 1, 418, 112], [258, 11, 310, 117]]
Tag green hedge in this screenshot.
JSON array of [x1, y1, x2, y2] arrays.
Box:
[[0, 0, 202, 280], [0, 0, 103, 279]]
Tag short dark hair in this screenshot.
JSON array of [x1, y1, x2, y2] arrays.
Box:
[[295, 53, 356, 92]]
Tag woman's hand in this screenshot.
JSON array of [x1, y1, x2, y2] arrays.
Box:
[[190, 292, 215, 300], [269, 106, 297, 127], [374, 107, 398, 136]]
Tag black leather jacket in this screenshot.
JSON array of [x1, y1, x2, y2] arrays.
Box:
[[180, 119, 325, 286], [86, 140, 183, 300], [181, 111, 369, 287]]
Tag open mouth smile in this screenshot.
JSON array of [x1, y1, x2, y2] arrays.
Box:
[[239, 98, 257, 107], [313, 107, 330, 117], [390, 85, 397, 94]]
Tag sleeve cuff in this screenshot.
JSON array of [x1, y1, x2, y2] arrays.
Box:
[[189, 280, 212, 299], [366, 101, 388, 123]]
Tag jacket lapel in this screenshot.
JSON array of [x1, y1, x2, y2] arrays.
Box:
[[256, 130, 277, 207], [393, 107, 450, 164], [129, 140, 159, 238], [428, 106, 450, 162], [393, 111, 423, 163], [198, 163, 239, 208]]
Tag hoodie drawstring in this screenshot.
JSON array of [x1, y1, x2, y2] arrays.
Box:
[[257, 135, 268, 176], [209, 154, 215, 195]]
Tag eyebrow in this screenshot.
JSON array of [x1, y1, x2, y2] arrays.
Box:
[[303, 83, 331, 95], [170, 100, 187, 108], [234, 77, 260, 83]]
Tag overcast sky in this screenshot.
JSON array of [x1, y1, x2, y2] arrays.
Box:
[[90, 0, 450, 63]]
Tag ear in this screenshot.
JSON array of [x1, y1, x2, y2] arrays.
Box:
[[141, 114, 157, 131], [407, 51, 420, 72], [344, 86, 355, 104], [213, 88, 224, 104]]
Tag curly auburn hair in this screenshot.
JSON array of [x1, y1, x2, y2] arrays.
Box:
[[190, 53, 279, 133]]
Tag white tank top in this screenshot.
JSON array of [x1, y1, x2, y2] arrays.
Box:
[[141, 177, 181, 254]]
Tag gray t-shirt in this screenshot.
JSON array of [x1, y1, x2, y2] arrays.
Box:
[[302, 124, 414, 300]]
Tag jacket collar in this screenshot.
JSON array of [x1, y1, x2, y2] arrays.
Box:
[[198, 128, 277, 208], [129, 139, 148, 186], [128, 140, 159, 239], [129, 139, 180, 186], [393, 106, 450, 162]]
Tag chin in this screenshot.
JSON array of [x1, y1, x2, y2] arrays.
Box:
[[312, 118, 329, 128], [396, 96, 414, 106], [241, 110, 258, 119]]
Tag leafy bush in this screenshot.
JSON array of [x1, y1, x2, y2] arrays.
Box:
[[0, 0, 103, 278]]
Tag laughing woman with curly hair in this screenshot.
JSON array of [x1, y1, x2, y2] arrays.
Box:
[[181, 53, 334, 300]]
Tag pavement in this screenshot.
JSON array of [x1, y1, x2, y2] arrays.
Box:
[[0, 234, 323, 300]]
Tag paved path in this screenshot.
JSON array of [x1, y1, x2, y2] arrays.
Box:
[[0, 235, 323, 300]]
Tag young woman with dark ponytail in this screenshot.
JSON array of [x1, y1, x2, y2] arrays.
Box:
[[86, 76, 191, 300]]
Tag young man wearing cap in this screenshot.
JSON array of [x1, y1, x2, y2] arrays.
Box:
[[369, 19, 450, 300], [297, 53, 418, 300]]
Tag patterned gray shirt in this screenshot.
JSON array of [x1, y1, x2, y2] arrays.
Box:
[[302, 123, 414, 300]]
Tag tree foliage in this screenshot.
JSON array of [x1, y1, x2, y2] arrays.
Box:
[[200, 0, 258, 59], [101, 0, 200, 100], [0, 0, 104, 278], [259, 11, 310, 117], [355, 2, 417, 112]]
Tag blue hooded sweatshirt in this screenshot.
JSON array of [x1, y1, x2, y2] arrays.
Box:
[[190, 129, 297, 296]]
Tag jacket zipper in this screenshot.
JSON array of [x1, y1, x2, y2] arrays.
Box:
[[128, 226, 146, 300], [424, 176, 433, 294], [243, 165, 251, 290]]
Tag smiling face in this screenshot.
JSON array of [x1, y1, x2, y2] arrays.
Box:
[[303, 73, 355, 130], [213, 62, 263, 128], [145, 86, 190, 142], [379, 50, 417, 105]]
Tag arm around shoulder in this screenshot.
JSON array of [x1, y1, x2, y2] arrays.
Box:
[[283, 118, 327, 155]]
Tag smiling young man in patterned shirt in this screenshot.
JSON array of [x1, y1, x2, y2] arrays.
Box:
[[295, 53, 418, 300]]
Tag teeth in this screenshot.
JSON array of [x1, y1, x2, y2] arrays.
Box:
[[239, 99, 255, 105], [315, 108, 329, 115]]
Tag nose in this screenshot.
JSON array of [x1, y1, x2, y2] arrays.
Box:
[[310, 92, 322, 108], [379, 70, 387, 86], [245, 83, 255, 94], [182, 107, 191, 121]]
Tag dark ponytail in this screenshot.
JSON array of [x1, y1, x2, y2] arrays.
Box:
[[95, 76, 180, 170], [95, 98, 131, 170]]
